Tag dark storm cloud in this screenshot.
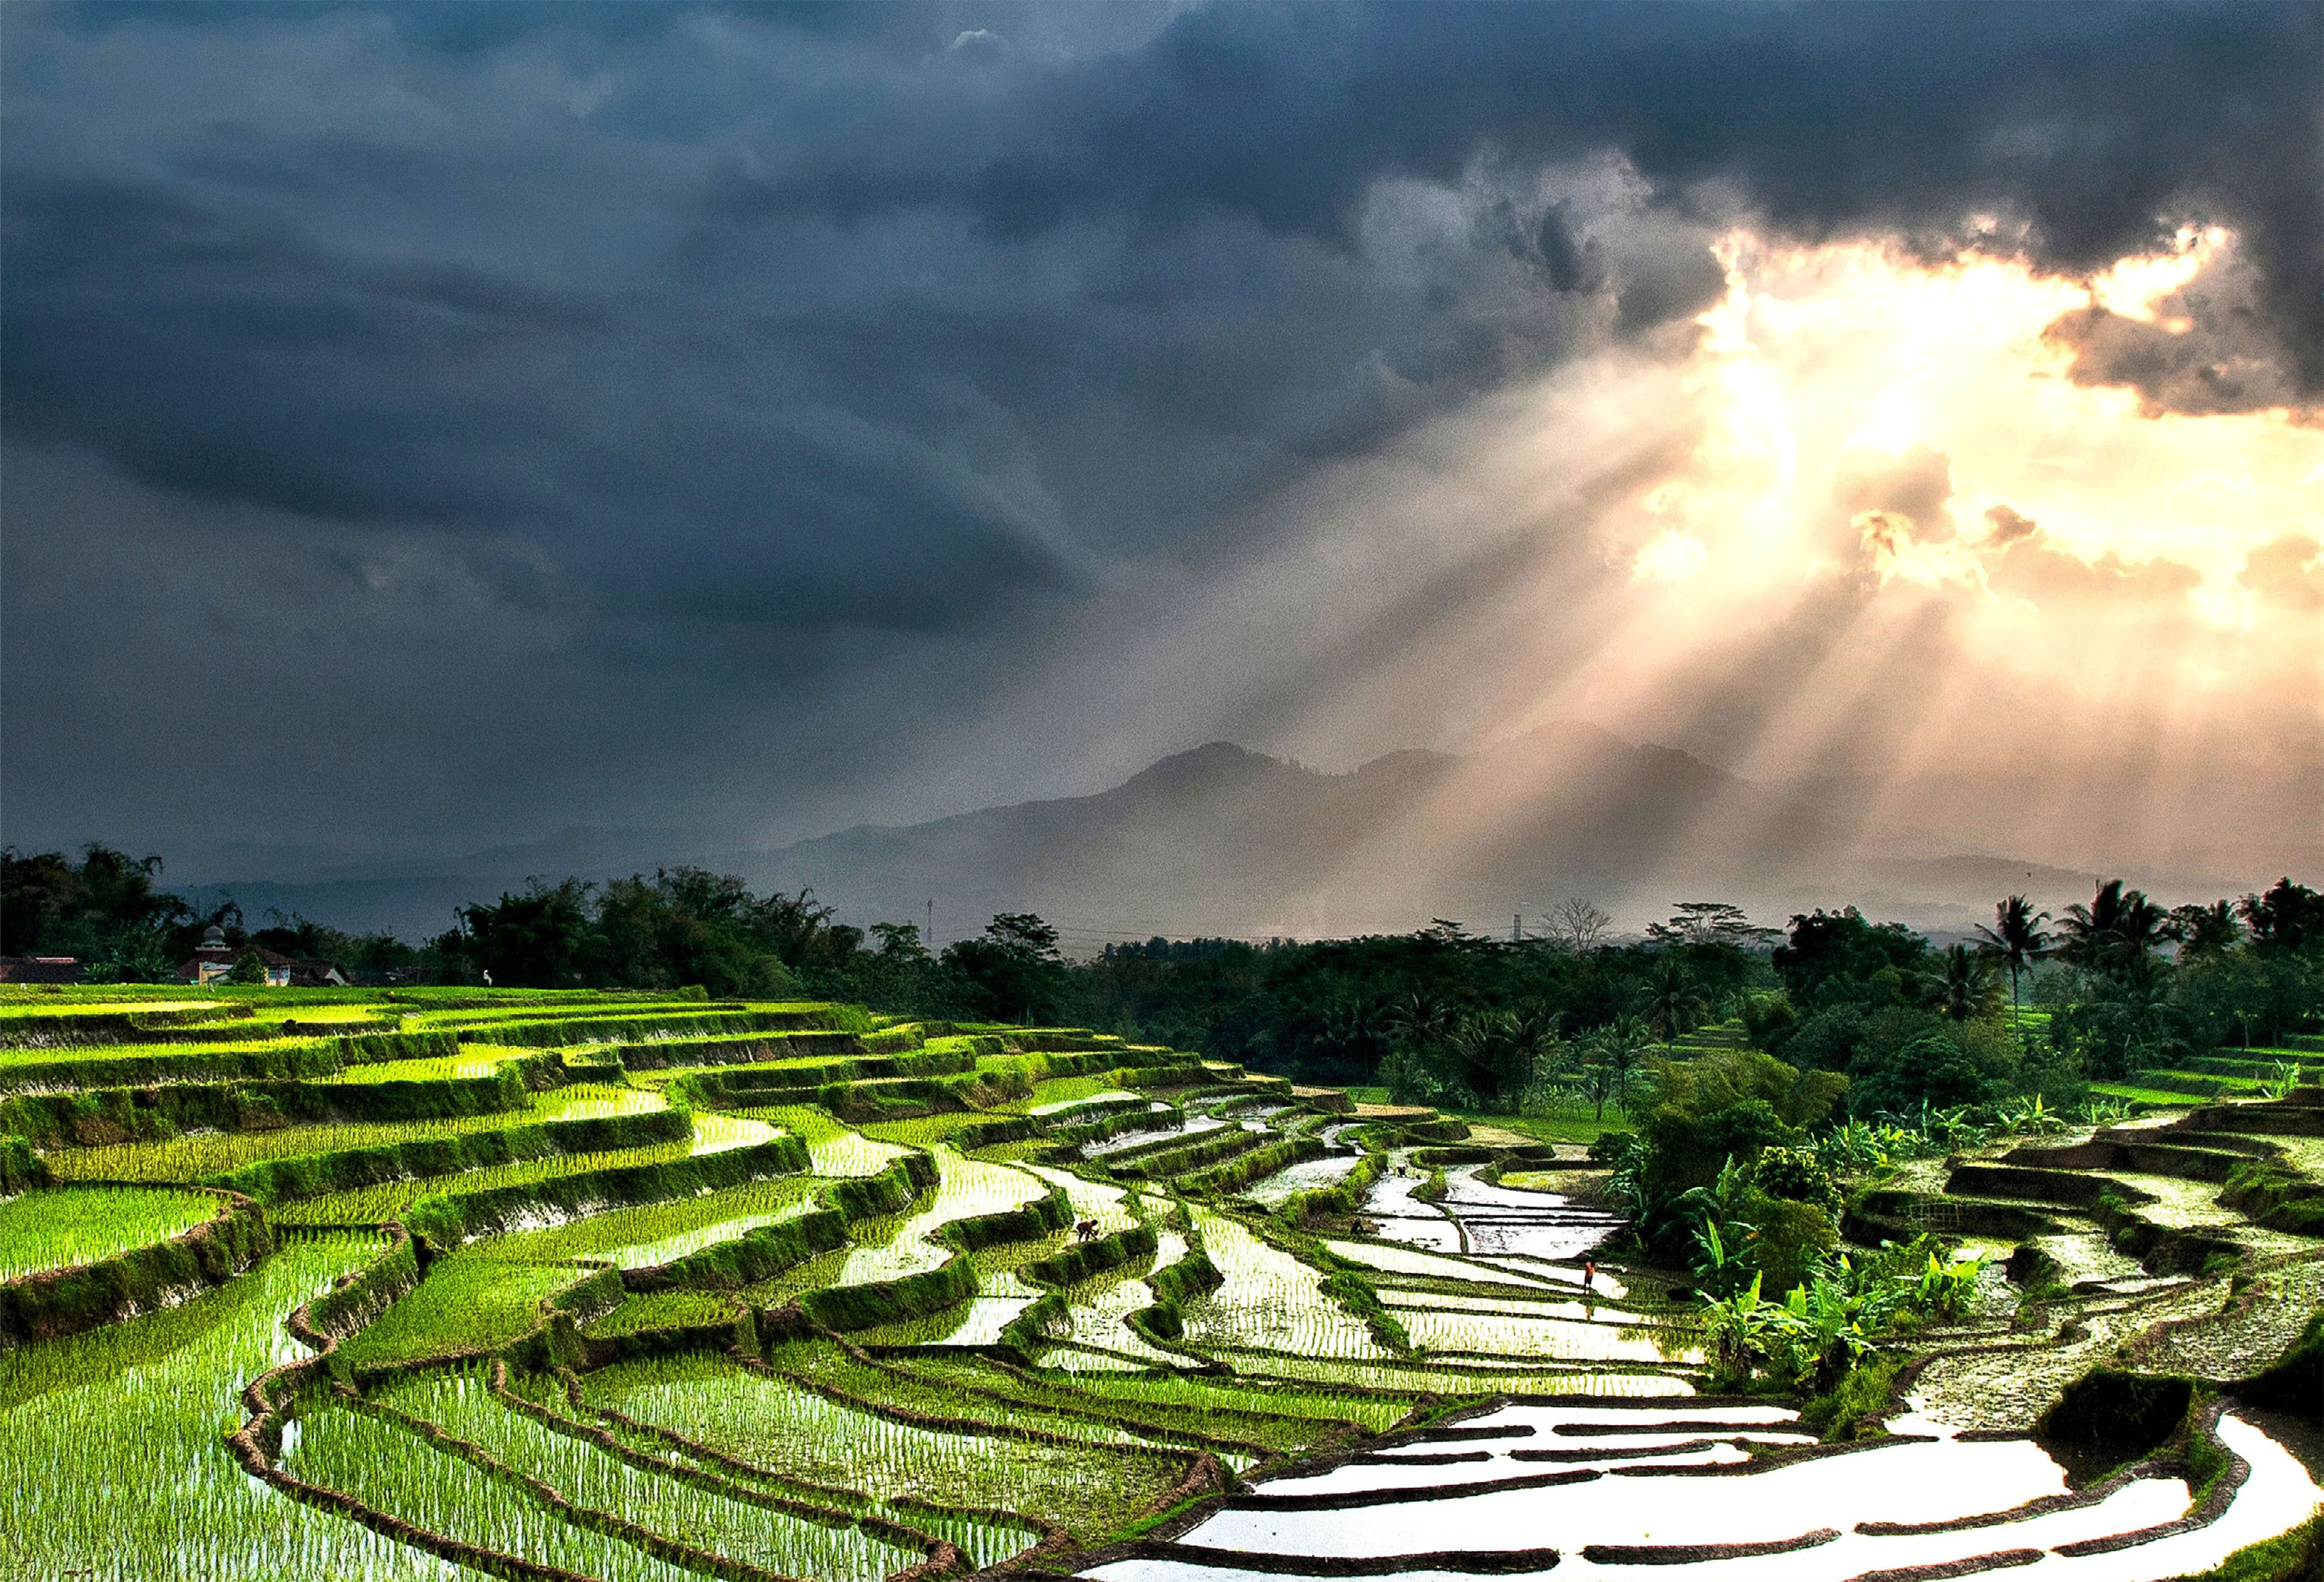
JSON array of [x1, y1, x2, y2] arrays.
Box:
[[3, 0, 2318, 859]]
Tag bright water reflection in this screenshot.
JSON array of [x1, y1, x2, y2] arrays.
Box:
[[1082, 1399, 2324, 1582]]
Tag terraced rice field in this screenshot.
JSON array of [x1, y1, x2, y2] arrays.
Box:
[[0, 1183, 220, 1277], [1, 984, 2317, 1579]]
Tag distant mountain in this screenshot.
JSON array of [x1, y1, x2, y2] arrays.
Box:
[[180, 725, 2275, 947], [747, 721, 1853, 940]]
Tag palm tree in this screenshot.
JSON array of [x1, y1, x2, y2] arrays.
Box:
[[1642, 957, 1709, 1051], [1584, 1015, 1651, 1119], [2167, 900, 2240, 957], [1974, 894, 2050, 1032], [2058, 879, 2170, 984], [1937, 944, 2000, 1022]]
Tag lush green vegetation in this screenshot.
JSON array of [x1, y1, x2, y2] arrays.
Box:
[[0, 859, 2316, 1579], [0, 1185, 219, 1278]]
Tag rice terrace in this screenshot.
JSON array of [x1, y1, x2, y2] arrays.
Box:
[[1, 927, 2319, 1581], [7, 1, 2324, 1579]]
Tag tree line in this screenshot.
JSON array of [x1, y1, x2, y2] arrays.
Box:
[[6, 846, 2318, 1119]]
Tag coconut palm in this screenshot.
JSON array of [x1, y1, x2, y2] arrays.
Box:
[[1583, 1014, 1651, 1119], [2057, 879, 2170, 984], [1973, 894, 2050, 1033], [1641, 957, 1709, 1050], [1937, 944, 2000, 1022]]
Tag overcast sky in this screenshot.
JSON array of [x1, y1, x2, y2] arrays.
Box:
[[5, 1, 2319, 883]]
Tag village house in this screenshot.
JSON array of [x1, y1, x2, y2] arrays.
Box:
[[176, 926, 350, 988]]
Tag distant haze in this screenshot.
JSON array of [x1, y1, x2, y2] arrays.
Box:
[[174, 725, 2291, 950]]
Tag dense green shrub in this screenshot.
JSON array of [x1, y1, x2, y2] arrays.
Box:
[[1275, 1145, 1387, 1226], [306, 1228, 421, 1340], [1180, 1134, 1325, 1195], [1021, 1225, 1159, 1287], [937, 1188, 1071, 1252], [1132, 1239, 1224, 1341], [0, 1134, 48, 1195], [1797, 1352, 1901, 1441], [818, 1152, 939, 1221], [1749, 1146, 1841, 1213], [2236, 1305, 2323, 1421], [2220, 1160, 2324, 1235], [632, 1210, 850, 1293]]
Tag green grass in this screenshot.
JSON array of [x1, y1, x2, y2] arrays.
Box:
[[0, 1186, 219, 1278]]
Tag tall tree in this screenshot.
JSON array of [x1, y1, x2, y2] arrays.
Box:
[[2167, 900, 2240, 957], [1973, 893, 2051, 1030], [2240, 878, 2324, 955], [1937, 944, 2000, 1022], [1583, 1015, 1652, 1119], [2056, 879, 2170, 984], [1641, 956, 1709, 1049]]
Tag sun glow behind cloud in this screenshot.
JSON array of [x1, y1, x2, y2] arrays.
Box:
[[985, 215, 2319, 919]]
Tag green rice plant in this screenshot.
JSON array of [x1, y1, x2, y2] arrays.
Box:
[[827, 1148, 1048, 1287], [1174, 1208, 1392, 1361], [337, 1251, 586, 1369], [208, 1107, 697, 1206], [585, 1289, 747, 1338], [0, 1235, 444, 1581], [894, 1354, 1363, 1453], [0, 1133, 45, 1195], [386, 1368, 923, 1580], [737, 1105, 907, 1177], [282, 1399, 708, 1582], [269, 1136, 699, 1224], [861, 1112, 1032, 1148], [765, 1341, 1172, 1448], [1014, 1363, 1417, 1431], [40, 1089, 657, 1183], [0, 1184, 219, 1279], [478, 1177, 827, 1269], [584, 1352, 1186, 1545]]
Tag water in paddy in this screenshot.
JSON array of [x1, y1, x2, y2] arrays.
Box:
[[1104, 1159, 2324, 1580], [1363, 1165, 1623, 1269], [1081, 1398, 2324, 1582], [1241, 1153, 1360, 1208], [1083, 1115, 1228, 1158]]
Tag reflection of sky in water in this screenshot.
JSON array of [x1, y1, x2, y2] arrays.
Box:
[[1087, 1408, 2321, 1582], [1082, 1115, 1226, 1157], [1364, 1166, 1621, 1265], [1242, 1154, 1361, 1207]]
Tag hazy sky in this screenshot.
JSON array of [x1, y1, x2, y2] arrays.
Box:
[[4, 1, 2318, 881]]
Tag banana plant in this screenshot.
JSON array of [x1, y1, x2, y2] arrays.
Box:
[[1697, 1272, 1774, 1384]]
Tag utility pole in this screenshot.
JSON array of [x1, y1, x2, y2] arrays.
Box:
[[927, 898, 934, 948], [1512, 914, 1523, 944]]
